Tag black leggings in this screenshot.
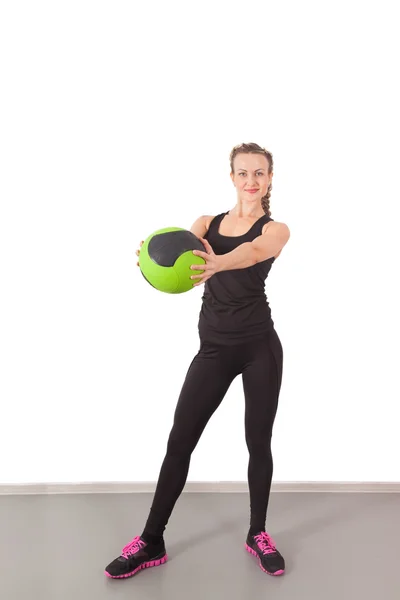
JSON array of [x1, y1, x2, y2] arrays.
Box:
[[144, 327, 283, 537]]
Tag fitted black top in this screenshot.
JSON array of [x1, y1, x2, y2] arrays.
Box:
[[198, 211, 275, 345]]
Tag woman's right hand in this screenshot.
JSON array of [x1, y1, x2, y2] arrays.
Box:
[[136, 241, 144, 266]]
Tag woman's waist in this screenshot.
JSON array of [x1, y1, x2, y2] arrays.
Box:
[[201, 289, 267, 306], [199, 299, 271, 322], [198, 308, 274, 342]]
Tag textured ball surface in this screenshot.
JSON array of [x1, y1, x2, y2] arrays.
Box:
[[139, 227, 206, 293]]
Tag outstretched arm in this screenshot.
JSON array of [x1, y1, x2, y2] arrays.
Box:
[[190, 222, 290, 286], [219, 222, 290, 270]]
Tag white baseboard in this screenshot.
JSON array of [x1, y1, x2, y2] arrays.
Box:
[[1, 481, 399, 495]]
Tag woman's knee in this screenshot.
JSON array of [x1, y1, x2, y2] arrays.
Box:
[[245, 435, 272, 458], [166, 428, 198, 458]]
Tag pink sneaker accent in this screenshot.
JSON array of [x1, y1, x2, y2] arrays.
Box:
[[253, 532, 277, 555], [104, 536, 168, 579], [245, 532, 285, 576], [121, 536, 146, 558]]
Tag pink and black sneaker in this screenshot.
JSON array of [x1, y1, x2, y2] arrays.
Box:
[[245, 531, 285, 576], [105, 535, 168, 579]]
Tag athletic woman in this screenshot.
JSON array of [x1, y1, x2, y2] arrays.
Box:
[[105, 142, 290, 579]]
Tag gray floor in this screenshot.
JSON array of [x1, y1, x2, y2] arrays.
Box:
[[1, 491, 399, 599]]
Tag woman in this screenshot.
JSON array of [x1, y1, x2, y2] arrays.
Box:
[[105, 142, 290, 579]]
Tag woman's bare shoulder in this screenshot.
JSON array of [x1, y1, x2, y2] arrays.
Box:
[[190, 215, 215, 237], [261, 220, 290, 260]]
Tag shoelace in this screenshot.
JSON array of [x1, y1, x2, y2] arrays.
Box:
[[121, 536, 146, 559], [254, 532, 277, 555]]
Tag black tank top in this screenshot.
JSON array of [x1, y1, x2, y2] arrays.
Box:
[[198, 211, 275, 345]]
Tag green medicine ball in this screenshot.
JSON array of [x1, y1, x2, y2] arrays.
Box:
[[139, 227, 206, 293]]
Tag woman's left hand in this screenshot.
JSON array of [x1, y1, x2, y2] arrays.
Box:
[[190, 238, 221, 286]]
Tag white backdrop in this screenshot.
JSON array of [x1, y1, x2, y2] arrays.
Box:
[[1, 0, 399, 485]]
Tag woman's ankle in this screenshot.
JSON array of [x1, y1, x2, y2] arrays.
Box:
[[141, 530, 164, 545]]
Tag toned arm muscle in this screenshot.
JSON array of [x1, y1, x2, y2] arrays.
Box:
[[190, 215, 214, 239]]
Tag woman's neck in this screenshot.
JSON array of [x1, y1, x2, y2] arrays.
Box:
[[229, 205, 264, 219]]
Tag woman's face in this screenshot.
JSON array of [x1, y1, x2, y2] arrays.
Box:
[[230, 153, 272, 206]]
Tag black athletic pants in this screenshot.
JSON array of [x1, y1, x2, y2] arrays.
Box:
[[143, 327, 283, 537]]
